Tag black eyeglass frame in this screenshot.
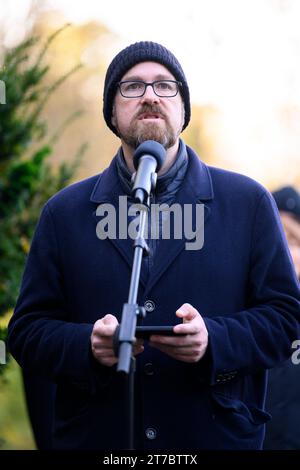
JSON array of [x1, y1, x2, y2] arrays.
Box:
[[117, 80, 182, 98]]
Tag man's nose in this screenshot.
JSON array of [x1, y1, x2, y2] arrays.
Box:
[[140, 84, 160, 104]]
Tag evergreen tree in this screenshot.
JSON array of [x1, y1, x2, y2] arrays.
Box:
[[0, 26, 87, 372]]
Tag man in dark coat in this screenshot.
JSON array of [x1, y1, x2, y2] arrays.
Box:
[[8, 41, 300, 450]]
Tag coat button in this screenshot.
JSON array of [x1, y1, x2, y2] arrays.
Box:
[[145, 427, 157, 440], [144, 300, 155, 312], [144, 363, 154, 376]]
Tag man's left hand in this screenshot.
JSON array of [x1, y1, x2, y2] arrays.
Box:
[[149, 303, 208, 363]]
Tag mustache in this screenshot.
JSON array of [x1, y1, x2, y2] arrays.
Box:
[[134, 105, 166, 120]]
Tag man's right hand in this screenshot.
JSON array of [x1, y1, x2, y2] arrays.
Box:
[[91, 314, 144, 367]]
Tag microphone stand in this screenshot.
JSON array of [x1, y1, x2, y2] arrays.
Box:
[[114, 177, 156, 450]]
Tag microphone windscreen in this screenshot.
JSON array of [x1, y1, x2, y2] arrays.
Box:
[[133, 140, 166, 171]]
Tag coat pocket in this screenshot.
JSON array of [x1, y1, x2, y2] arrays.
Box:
[[211, 392, 271, 439]]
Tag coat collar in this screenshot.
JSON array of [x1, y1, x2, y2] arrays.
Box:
[[90, 145, 214, 293], [90, 145, 214, 204]]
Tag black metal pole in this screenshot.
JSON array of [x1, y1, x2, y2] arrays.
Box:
[[116, 200, 149, 450], [114, 140, 165, 449], [128, 205, 148, 304], [128, 356, 135, 449], [117, 203, 148, 374]]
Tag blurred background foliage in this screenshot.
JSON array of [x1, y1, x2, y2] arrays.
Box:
[[0, 358, 35, 449], [0, 14, 89, 449], [0, 24, 87, 323]]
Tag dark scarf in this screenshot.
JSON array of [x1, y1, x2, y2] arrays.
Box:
[[116, 139, 188, 204], [115, 140, 188, 276]]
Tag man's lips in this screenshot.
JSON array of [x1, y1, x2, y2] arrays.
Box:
[[138, 112, 163, 120]]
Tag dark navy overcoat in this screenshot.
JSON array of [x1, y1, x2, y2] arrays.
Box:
[[8, 146, 300, 450]]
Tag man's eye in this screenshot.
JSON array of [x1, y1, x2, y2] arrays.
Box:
[[156, 82, 172, 90], [126, 82, 142, 91]]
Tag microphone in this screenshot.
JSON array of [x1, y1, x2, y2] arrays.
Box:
[[132, 140, 166, 204]]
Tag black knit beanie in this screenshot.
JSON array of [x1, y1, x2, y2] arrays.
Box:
[[103, 41, 191, 136]]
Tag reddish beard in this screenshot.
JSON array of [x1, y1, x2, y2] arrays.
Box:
[[116, 105, 179, 149]]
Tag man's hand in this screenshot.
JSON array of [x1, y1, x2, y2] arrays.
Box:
[[149, 303, 208, 363], [91, 314, 144, 367]]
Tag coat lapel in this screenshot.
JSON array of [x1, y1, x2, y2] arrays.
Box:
[[89, 157, 149, 286], [144, 147, 214, 294]]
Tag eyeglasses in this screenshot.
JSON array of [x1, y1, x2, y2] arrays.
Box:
[[118, 80, 182, 98]]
